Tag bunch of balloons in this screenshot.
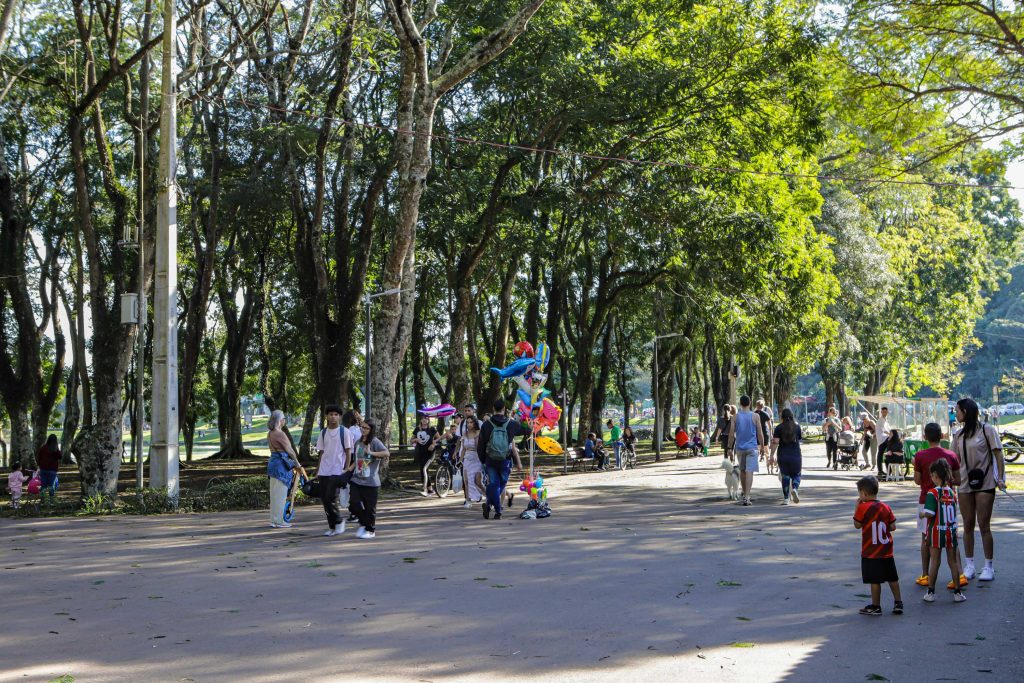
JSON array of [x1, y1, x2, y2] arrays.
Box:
[[519, 475, 547, 502], [490, 340, 562, 433]]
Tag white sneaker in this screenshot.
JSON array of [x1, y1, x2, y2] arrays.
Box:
[[270, 523, 280, 528], [782, 497, 789, 505], [337, 520, 346, 534], [964, 563, 976, 579], [356, 526, 366, 537], [790, 488, 800, 503], [278, 522, 292, 528], [358, 530, 375, 539], [462, 502, 472, 509], [324, 528, 336, 537], [953, 592, 967, 603], [923, 591, 935, 602], [420, 491, 430, 497], [979, 566, 995, 581]]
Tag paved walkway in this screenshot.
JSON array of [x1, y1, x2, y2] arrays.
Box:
[[2, 445, 1023, 682]]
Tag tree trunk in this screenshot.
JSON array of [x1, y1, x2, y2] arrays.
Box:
[[481, 261, 518, 410], [590, 326, 614, 436]]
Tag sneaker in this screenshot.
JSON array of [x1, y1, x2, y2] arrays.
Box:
[[324, 528, 336, 537], [790, 488, 800, 503], [462, 501, 472, 509], [743, 498, 752, 507], [270, 523, 280, 528], [915, 575, 930, 587], [358, 531, 375, 539], [953, 591, 967, 603], [979, 566, 995, 581], [946, 574, 968, 589], [892, 601, 903, 615], [337, 520, 346, 534], [923, 591, 935, 603], [419, 491, 430, 497], [494, 513, 502, 520], [781, 498, 789, 506], [278, 522, 292, 528], [356, 526, 366, 537], [858, 604, 882, 615], [482, 505, 491, 520], [964, 563, 976, 580]]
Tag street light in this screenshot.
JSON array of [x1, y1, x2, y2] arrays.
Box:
[[653, 331, 688, 461], [364, 287, 412, 420]]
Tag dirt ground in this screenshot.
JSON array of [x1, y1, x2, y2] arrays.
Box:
[[2, 443, 1023, 683]]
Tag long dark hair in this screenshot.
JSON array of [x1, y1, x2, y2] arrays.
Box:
[[779, 408, 799, 444], [361, 418, 378, 444], [45, 434, 59, 453], [957, 398, 980, 438]]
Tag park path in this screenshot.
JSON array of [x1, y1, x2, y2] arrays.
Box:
[[2, 445, 1022, 682]]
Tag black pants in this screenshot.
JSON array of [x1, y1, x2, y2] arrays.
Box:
[[320, 475, 347, 530], [826, 438, 838, 465], [594, 450, 605, 469], [349, 482, 379, 532], [877, 439, 889, 476]]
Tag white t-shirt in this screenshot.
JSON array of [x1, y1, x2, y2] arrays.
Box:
[[316, 426, 352, 476], [877, 416, 891, 440], [348, 425, 362, 450]]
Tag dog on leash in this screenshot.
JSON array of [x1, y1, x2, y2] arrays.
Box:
[[720, 458, 740, 500]]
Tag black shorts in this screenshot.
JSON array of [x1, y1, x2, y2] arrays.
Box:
[[861, 557, 899, 585]]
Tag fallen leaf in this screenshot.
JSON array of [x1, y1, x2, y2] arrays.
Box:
[[717, 580, 742, 587], [730, 642, 755, 648], [736, 616, 751, 621]]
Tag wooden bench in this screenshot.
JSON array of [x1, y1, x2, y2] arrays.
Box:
[[567, 446, 595, 472]]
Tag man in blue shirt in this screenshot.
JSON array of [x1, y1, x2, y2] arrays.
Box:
[[728, 395, 765, 506]]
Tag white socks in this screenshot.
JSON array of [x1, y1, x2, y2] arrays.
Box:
[[985, 559, 994, 570]]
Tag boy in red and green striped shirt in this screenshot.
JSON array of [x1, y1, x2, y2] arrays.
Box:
[[919, 459, 965, 604]]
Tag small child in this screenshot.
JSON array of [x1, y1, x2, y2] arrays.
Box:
[[7, 462, 30, 509], [919, 459, 965, 603], [853, 475, 904, 615]]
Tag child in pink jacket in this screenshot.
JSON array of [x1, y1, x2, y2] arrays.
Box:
[[8, 462, 30, 509]]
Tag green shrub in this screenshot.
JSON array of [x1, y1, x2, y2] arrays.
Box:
[[79, 493, 115, 515], [204, 475, 269, 510]]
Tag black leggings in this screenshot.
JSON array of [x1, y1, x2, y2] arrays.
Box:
[[826, 438, 838, 464], [320, 475, 347, 530], [349, 482, 379, 532]]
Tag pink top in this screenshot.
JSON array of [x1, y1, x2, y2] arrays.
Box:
[[8, 471, 29, 495]]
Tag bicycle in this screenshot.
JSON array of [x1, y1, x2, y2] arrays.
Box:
[[433, 445, 462, 498], [621, 441, 638, 469]]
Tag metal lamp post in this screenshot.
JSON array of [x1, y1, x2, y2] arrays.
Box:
[[653, 331, 688, 461], [364, 287, 411, 420]]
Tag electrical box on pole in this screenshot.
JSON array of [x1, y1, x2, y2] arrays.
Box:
[[121, 293, 139, 325]]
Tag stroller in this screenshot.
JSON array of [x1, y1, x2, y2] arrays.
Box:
[[836, 430, 858, 470]]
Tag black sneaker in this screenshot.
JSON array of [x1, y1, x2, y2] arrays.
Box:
[[892, 601, 903, 615], [859, 604, 882, 616], [482, 505, 490, 520], [494, 513, 502, 520]]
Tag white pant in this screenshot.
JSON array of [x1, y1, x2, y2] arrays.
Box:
[[269, 477, 289, 525]]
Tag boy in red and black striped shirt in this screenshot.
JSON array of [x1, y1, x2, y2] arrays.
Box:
[[853, 475, 903, 615]]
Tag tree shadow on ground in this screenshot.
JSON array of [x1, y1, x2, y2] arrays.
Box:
[[2, 458, 1022, 682]]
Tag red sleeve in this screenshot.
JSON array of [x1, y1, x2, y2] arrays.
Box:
[[887, 506, 896, 525], [853, 502, 867, 524], [948, 453, 960, 471]]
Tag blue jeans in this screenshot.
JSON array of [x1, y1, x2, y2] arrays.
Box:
[[614, 441, 622, 468], [485, 459, 512, 515], [778, 456, 801, 498]]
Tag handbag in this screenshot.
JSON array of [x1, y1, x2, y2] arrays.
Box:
[[301, 478, 322, 499], [960, 426, 993, 491]]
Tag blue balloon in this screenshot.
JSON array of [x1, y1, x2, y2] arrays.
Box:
[[490, 357, 537, 379]]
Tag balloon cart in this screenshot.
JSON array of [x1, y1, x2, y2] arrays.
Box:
[[491, 340, 560, 519]]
